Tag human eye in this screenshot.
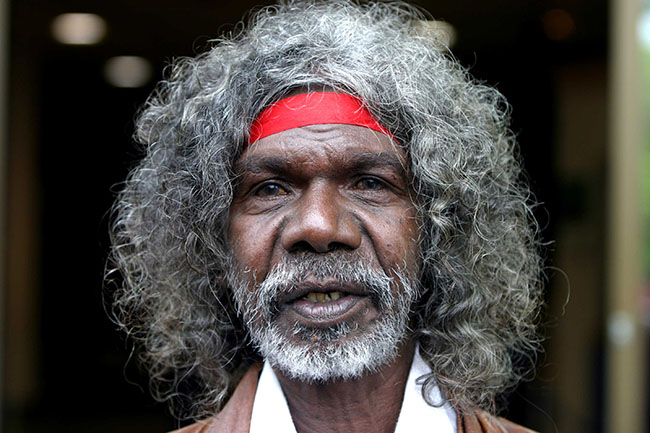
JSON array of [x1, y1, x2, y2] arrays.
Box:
[[255, 182, 289, 198], [354, 177, 386, 191]]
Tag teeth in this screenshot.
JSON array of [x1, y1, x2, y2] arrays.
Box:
[[303, 291, 345, 303]]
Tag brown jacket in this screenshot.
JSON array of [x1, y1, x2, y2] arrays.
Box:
[[171, 364, 536, 433]]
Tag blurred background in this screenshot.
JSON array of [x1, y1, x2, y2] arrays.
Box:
[[0, 0, 648, 432]]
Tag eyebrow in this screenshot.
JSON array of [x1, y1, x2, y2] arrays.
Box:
[[235, 155, 289, 175], [235, 151, 408, 180]]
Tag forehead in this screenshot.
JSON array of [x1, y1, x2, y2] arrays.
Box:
[[238, 124, 406, 168]]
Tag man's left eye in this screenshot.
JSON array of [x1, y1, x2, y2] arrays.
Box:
[[355, 178, 384, 190]]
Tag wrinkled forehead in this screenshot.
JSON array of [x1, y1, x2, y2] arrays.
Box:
[[247, 122, 402, 158]]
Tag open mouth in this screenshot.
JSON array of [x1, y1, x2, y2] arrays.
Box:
[[277, 281, 367, 305], [278, 284, 374, 327], [302, 290, 346, 303]]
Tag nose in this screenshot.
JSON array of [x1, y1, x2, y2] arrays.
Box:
[[281, 183, 362, 253]]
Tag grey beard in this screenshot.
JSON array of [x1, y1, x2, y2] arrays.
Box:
[[228, 251, 419, 382]]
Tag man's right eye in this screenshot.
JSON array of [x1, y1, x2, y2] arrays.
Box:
[[255, 183, 288, 197]]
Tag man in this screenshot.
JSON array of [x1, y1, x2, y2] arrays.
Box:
[[109, 1, 542, 432]]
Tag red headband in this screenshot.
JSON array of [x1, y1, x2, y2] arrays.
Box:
[[248, 92, 395, 145]]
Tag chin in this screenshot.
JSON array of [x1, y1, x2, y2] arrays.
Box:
[[254, 316, 410, 382]]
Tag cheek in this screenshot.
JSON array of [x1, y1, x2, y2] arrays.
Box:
[[374, 210, 420, 274], [227, 212, 278, 282]]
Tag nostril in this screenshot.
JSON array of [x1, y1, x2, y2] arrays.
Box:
[[289, 240, 318, 253], [327, 242, 355, 251], [288, 240, 354, 254]]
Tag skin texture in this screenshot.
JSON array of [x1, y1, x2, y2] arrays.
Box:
[[228, 123, 421, 432]]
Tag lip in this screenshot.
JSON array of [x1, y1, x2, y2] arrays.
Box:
[[275, 281, 373, 327], [283, 294, 372, 327]]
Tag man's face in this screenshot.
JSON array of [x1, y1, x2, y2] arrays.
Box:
[[227, 123, 421, 381]]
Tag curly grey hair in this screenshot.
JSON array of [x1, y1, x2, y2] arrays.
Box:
[[109, 0, 543, 419]]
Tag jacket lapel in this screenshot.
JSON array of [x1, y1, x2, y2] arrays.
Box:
[[457, 410, 537, 433], [174, 364, 535, 433]]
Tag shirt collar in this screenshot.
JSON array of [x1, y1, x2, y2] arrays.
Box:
[[250, 346, 457, 433]]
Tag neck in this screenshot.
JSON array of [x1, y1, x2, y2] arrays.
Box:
[[274, 340, 415, 433]]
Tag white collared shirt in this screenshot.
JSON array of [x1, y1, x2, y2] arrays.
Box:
[[249, 348, 456, 433]]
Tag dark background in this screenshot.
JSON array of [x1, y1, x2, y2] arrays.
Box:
[[5, 1, 609, 432]]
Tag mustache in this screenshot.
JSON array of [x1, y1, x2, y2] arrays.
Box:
[[256, 251, 395, 313]]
